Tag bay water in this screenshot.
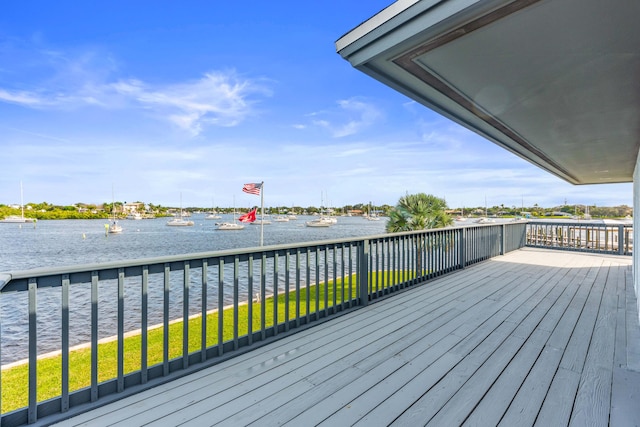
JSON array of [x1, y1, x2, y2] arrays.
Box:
[[0, 215, 387, 363]]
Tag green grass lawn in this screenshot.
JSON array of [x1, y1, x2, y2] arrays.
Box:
[[1, 270, 413, 414]]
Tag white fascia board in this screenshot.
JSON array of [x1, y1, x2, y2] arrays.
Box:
[[336, 0, 498, 66], [336, 0, 421, 51]]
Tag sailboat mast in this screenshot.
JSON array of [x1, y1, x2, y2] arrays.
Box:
[[20, 180, 25, 219], [111, 185, 116, 219], [233, 196, 236, 223]]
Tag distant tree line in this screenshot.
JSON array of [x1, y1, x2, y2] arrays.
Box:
[[0, 201, 632, 221], [452, 204, 632, 219]]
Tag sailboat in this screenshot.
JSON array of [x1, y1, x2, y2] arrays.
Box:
[[456, 207, 467, 222], [251, 214, 271, 225], [475, 197, 495, 223], [366, 202, 380, 221], [108, 216, 123, 234], [305, 217, 332, 227], [217, 220, 244, 230], [217, 197, 245, 230], [306, 192, 335, 227], [107, 188, 123, 234], [1, 182, 36, 223], [167, 193, 194, 226], [205, 198, 222, 220], [273, 212, 290, 222]]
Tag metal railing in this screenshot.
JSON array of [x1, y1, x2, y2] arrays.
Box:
[[0, 223, 526, 425], [525, 221, 633, 255]]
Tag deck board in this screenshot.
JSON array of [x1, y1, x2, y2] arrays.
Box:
[[423, 258, 584, 426], [51, 248, 639, 427], [570, 261, 620, 426], [459, 261, 595, 426]]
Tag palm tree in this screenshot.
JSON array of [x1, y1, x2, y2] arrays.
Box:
[[386, 193, 452, 232], [386, 193, 453, 278]]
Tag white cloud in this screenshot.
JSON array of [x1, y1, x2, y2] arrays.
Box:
[[310, 97, 382, 138], [0, 89, 50, 106], [0, 43, 271, 136], [114, 71, 270, 134]]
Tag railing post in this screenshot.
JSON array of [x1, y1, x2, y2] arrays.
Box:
[[90, 271, 99, 402], [358, 239, 370, 306], [28, 278, 37, 424], [459, 228, 466, 269], [500, 224, 505, 255], [619, 225, 625, 255]]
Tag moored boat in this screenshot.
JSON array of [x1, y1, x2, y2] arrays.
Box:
[[108, 220, 123, 234], [1, 182, 36, 223], [305, 217, 333, 227], [167, 217, 194, 226], [216, 222, 245, 230], [167, 193, 194, 226], [251, 219, 272, 225], [126, 213, 143, 220], [0, 215, 36, 224], [475, 217, 495, 224]]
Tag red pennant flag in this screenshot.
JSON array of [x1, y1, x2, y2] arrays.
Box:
[[238, 208, 257, 223]]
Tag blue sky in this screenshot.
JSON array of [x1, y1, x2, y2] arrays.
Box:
[[0, 1, 632, 210]]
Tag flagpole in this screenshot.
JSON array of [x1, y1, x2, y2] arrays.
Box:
[[260, 181, 264, 246]]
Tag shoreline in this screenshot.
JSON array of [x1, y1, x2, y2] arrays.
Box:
[[0, 297, 261, 371], [0, 286, 300, 371]]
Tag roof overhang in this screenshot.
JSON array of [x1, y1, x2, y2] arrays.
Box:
[[337, 0, 640, 185]]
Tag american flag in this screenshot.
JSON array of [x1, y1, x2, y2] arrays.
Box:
[[242, 182, 262, 196]]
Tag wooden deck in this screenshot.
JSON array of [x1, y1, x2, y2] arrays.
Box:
[[51, 248, 640, 426]]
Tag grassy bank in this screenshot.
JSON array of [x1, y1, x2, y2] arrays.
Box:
[[2, 271, 409, 413]]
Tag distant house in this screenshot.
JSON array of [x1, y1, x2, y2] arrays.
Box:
[[75, 203, 90, 213], [124, 203, 144, 213]]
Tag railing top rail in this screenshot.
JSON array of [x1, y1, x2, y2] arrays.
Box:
[[527, 220, 632, 227], [0, 231, 394, 288], [0, 222, 526, 290], [0, 235, 363, 290]]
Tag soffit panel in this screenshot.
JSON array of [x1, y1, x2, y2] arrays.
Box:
[[340, 0, 640, 184]]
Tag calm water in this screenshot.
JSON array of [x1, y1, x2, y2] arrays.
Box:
[[0, 215, 388, 363], [0, 215, 388, 272]]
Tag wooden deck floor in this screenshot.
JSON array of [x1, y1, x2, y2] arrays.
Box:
[[51, 248, 640, 426]]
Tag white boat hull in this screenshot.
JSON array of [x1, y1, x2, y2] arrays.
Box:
[[305, 220, 332, 227], [167, 219, 194, 226], [108, 221, 123, 234], [0, 216, 36, 223], [217, 222, 245, 230]]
